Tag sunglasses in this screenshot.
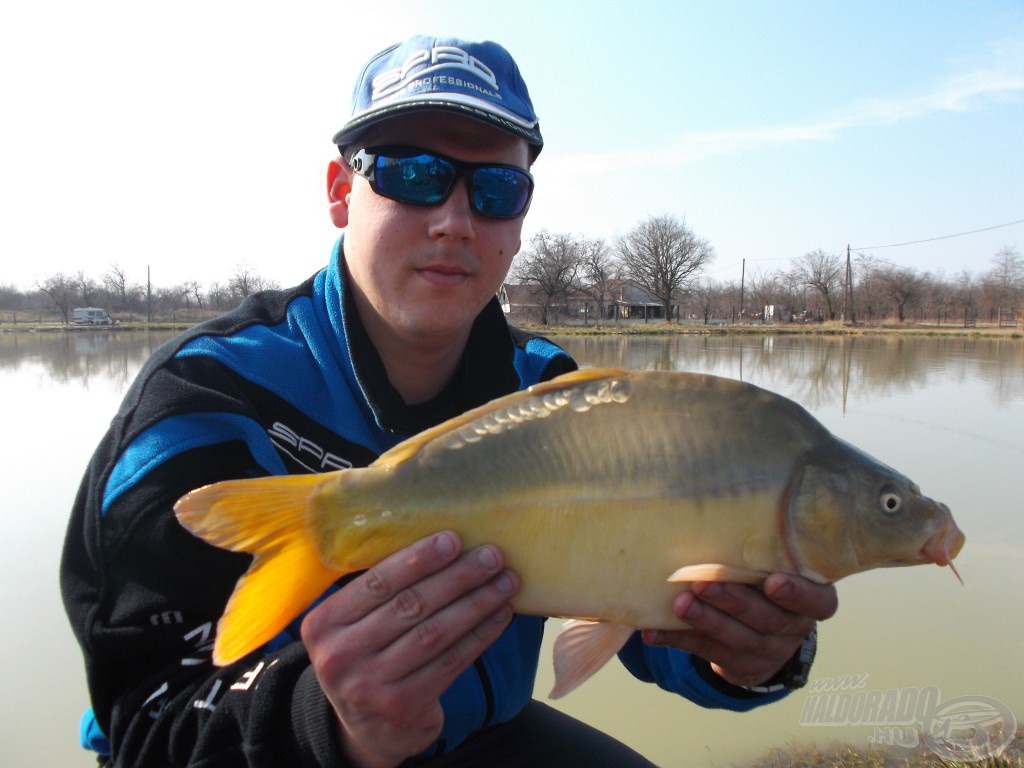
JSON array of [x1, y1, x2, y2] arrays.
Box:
[[349, 145, 535, 220]]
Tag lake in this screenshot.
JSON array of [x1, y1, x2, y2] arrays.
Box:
[[3, 329, 1021, 767]]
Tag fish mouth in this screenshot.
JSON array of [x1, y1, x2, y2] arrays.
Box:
[[917, 505, 966, 583]]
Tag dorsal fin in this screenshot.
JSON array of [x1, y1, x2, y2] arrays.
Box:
[[373, 368, 630, 467]]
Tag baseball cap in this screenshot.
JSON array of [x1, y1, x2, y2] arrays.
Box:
[[333, 35, 543, 158]]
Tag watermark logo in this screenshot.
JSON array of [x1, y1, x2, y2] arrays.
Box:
[[800, 674, 1017, 762], [922, 695, 1017, 762]]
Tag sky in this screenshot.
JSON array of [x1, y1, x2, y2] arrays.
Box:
[[2, 0, 1023, 293]]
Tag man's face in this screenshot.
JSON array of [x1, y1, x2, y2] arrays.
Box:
[[332, 112, 530, 352]]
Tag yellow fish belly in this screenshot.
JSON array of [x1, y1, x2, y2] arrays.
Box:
[[175, 367, 962, 695]]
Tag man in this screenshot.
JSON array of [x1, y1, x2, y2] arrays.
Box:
[[62, 35, 836, 767]]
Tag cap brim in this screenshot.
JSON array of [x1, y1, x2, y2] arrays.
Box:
[[333, 99, 543, 156]]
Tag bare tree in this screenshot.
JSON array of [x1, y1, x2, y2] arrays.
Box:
[[952, 270, 976, 319], [790, 249, 843, 319], [578, 237, 616, 326], [985, 246, 1023, 309], [74, 271, 100, 307], [747, 268, 785, 320], [206, 282, 230, 311], [924, 272, 955, 323], [690, 279, 721, 324], [186, 280, 205, 312], [875, 264, 926, 322], [229, 264, 258, 301], [617, 215, 713, 321], [511, 230, 584, 324], [0, 284, 27, 323], [104, 264, 131, 312], [38, 272, 77, 323], [228, 264, 278, 302]]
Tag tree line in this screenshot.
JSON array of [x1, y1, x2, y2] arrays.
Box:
[[1, 215, 1021, 326], [509, 215, 1023, 326], [0, 263, 280, 324]]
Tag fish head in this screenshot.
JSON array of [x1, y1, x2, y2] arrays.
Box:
[[786, 438, 964, 583]]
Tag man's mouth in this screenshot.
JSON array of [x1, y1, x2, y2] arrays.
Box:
[[418, 265, 469, 288]]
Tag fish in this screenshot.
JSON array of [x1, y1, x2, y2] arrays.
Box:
[[174, 367, 965, 698]]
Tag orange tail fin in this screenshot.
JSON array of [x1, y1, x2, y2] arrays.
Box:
[[175, 474, 340, 665]]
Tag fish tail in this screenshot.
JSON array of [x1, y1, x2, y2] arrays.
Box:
[[175, 474, 341, 666]]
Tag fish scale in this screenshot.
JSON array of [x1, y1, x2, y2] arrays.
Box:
[[175, 367, 964, 695]]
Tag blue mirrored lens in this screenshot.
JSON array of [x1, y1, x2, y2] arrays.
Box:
[[367, 149, 533, 219], [471, 168, 532, 218], [376, 154, 453, 205]]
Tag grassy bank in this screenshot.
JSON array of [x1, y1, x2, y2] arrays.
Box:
[[744, 724, 1022, 767], [3, 319, 1020, 339], [0, 320, 197, 333], [517, 320, 1023, 340]]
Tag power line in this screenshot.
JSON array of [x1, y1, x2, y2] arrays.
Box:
[[851, 217, 1024, 251], [708, 216, 1022, 276]]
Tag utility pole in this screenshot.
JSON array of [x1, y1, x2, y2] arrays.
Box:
[[842, 245, 855, 324], [739, 258, 745, 320]]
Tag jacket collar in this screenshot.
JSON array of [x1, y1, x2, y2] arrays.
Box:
[[336, 242, 520, 436]]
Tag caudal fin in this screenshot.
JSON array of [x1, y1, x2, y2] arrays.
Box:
[[175, 474, 341, 665]]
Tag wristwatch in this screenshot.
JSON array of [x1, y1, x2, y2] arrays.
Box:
[[739, 626, 817, 694]]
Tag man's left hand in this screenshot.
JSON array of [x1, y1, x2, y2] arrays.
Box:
[[641, 573, 838, 688]]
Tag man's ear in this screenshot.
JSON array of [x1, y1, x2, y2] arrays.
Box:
[[326, 157, 352, 229]]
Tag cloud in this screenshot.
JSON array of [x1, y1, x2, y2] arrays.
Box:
[[671, 64, 1023, 164], [549, 49, 1024, 174]]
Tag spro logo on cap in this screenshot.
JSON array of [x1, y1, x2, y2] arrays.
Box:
[[371, 46, 501, 102]]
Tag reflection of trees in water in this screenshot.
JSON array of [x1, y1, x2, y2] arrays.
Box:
[[2, 330, 1019, 409], [557, 334, 1023, 408], [0, 331, 166, 390]]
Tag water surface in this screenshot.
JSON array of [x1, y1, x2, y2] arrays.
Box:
[[3, 330, 1021, 766]]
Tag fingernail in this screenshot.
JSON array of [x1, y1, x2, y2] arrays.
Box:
[[495, 571, 517, 595], [492, 606, 513, 624], [676, 592, 701, 621], [476, 546, 500, 571], [767, 578, 794, 600], [643, 630, 663, 644], [694, 582, 721, 599], [434, 532, 458, 558]]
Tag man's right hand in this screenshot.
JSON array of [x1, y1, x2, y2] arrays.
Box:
[[300, 531, 519, 768]]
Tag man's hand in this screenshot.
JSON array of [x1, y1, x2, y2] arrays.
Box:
[[301, 532, 519, 768], [641, 574, 838, 688]]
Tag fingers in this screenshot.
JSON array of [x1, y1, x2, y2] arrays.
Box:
[[303, 532, 519, 675], [763, 573, 838, 622], [300, 532, 521, 767], [372, 548, 518, 684], [642, 576, 837, 688], [321, 531, 464, 626]]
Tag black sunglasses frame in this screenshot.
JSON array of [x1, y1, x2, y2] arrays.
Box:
[[348, 145, 535, 220]]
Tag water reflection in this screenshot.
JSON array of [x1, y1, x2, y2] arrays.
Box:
[[4, 329, 1021, 768], [555, 334, 1024, 410], [0, 331, 167, 390]]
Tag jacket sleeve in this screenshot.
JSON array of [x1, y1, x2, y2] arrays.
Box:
[[61, 408, 352, 767], [616, 634, 790, 712]]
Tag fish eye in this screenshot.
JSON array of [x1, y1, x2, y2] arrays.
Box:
[[879, 491, 903, 514]]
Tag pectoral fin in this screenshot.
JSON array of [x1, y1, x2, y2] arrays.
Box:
[[550, 620, 634, 700], [667, 563, 769, 585]]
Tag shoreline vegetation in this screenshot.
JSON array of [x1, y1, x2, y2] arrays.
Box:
[[742, 725, 1022, 768], [522, 320, 1023, 340], [1, 318, 1021, 339]]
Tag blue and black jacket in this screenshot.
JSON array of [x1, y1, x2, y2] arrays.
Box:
[[61, 238, 783, 767]]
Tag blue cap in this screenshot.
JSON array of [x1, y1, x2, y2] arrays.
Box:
[[333, 36, 543, 157]]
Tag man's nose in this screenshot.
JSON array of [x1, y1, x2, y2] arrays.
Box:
[[427, 178, 476, 242]]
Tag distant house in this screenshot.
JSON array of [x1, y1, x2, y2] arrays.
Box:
[[501, 279, 668, 323], [603, 279, 664, 321], [499, 283, 555, 323]]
